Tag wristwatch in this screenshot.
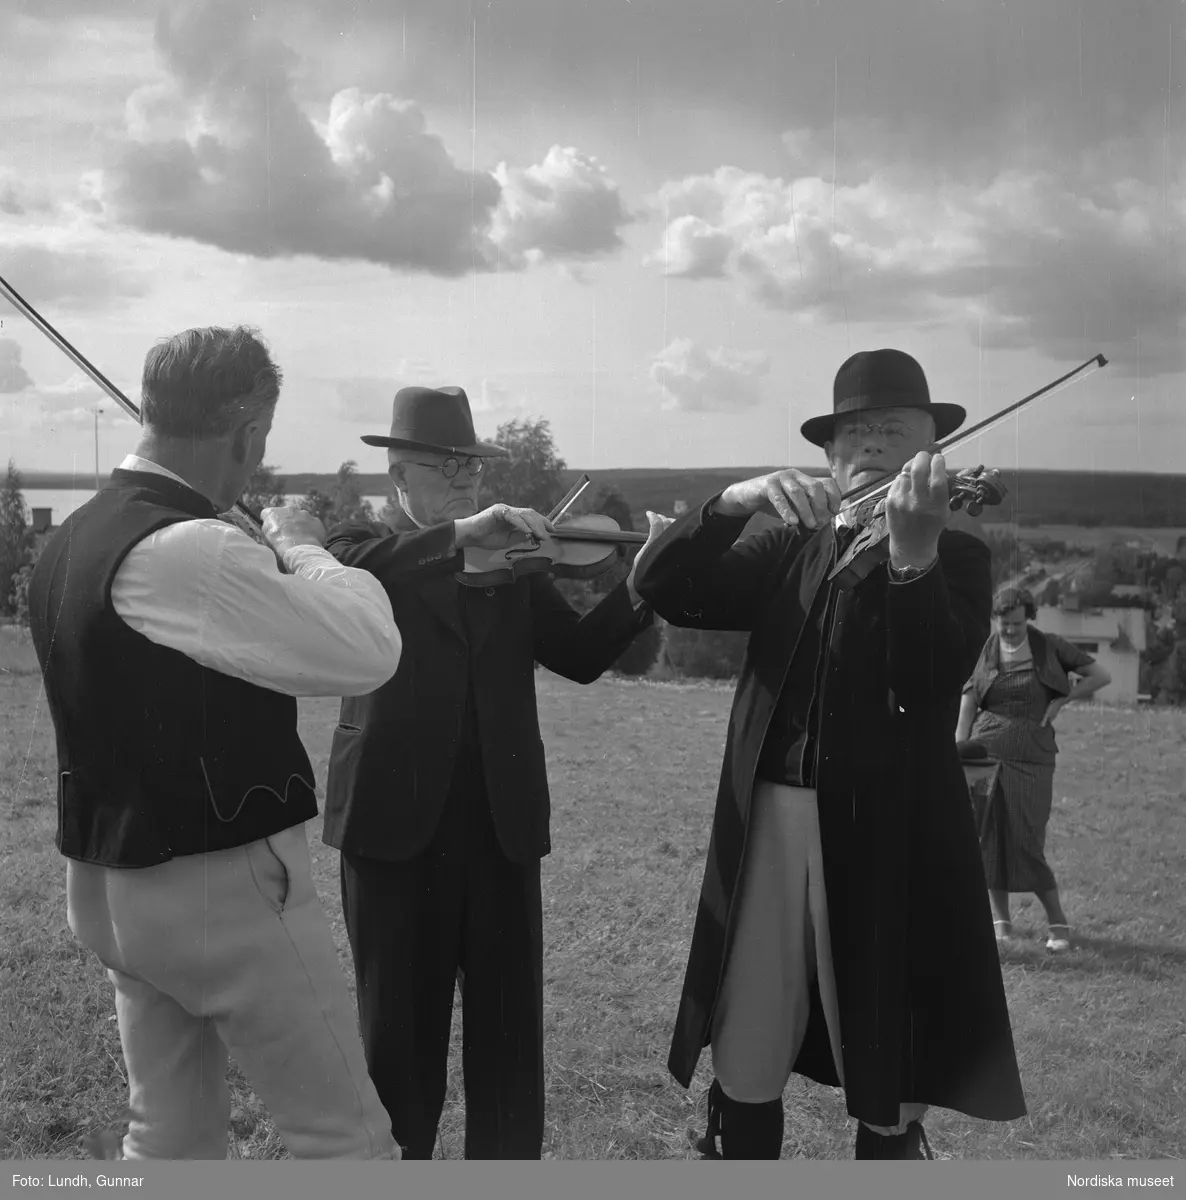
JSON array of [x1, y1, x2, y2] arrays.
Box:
[[887, 557, 938, 584]]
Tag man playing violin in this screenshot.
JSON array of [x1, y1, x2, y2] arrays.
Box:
[[321, 385, 660, 1159], [631, 348, 1026, 1159]]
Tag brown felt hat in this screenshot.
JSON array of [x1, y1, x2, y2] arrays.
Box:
[[360, 386, 509, 457], [800, 348, 966, 448]]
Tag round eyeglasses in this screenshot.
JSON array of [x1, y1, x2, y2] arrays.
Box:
[[405, 455, 485, 479], [834, 420, 914, 445]]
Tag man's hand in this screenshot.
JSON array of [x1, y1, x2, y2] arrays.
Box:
[[1040, 697, 1067, 728], [454, 503, 553, 550], [261, 505, 327, 553], [885, 451, 951, 569], [626, 510, 677, 605], [714, 469, 841, 529]]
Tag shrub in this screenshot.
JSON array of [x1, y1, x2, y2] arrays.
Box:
[[1, 460, 31, 618], [611, 622, 663, 676], [662, 624, 749, 680], [10, 530, 51, 628]]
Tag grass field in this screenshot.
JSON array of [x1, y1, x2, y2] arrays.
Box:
[[1, 626, 1184, 1162]]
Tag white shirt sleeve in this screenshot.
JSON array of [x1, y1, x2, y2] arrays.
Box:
[[110, 518, 401, 697]]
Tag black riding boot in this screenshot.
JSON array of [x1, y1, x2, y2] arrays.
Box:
[[854, 1120, 933, 1160], [694, 1079, 784, 1160]]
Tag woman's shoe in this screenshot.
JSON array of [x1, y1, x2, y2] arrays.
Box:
[[993, 919, 1012, 942], [1045, 924, 1071, 952]]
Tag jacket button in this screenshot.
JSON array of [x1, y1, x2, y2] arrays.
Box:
[[485, 586, 495, 597]]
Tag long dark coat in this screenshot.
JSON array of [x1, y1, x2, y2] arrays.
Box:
[[632, 497, 1027, 1128]]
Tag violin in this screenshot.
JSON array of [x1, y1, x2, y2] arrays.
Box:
[[829, 464, 1009, 590], [454, 471, 647, 588], [824, 352, 1110, 591], [455, 513, 646, 588]]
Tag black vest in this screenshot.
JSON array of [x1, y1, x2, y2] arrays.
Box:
[[27, 469, 319, 867]]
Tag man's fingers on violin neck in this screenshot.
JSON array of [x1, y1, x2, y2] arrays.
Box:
[[903, 450, 929, 480], [886, 473, 910, 509]]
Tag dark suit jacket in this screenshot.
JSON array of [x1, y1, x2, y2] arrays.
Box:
[[321, 514, 653, 865]]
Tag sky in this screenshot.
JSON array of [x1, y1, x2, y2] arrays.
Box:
[[0, 0, 1183, 482]]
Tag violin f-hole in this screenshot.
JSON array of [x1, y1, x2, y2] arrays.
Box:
[[504, 537, 542, 562]]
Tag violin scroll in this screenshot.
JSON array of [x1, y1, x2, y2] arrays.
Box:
[[849, 465, 1008, 527], [831, 464, 1010, 590], [946, 465, 1008, 519]]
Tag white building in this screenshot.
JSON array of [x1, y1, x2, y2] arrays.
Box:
[[1034, 601, 1147, 705]]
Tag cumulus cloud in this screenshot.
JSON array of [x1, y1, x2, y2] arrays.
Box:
[[0, 339, 34, 393], [4, 371, 133, 436], [650, 214, 734, 279], [649, 161, 1186, 377], [0, 242, 150, 309], [1, 185, 26, 217], [649, 338, 770, 413], [199, 0, 1172, 182], [334, 363, 438, 424], [489, 147, 632, 268], [0, 177, 55, 216], [99, 0, 630, 277], [650, 166, 979, 314], [470, 378, 527, 418]]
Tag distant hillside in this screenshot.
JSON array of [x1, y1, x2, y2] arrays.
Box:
[[571, 468, 1186, 527], [283, 467, 1186, 525], [19, 466, 1186, 527]]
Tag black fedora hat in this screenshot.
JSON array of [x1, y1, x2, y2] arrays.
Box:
[[360, 386, 509, 457], [799, 349, 966, 448]]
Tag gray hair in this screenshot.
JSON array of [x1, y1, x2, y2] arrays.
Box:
[[140, 326, 282, 439]]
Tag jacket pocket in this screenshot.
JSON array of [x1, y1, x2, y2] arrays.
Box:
[[325, 724, 364, 812], [245, 835, 291, 914]]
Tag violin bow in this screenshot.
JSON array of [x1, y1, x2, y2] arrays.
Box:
[[542, 472, 647, 544], [837, 352, 1109, 520], [0, 271, 268, 537], [548, 473, 591, 523]]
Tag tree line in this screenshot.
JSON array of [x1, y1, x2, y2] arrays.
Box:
[[4, 424, 1186, 694], [0, 421, 665, 674]]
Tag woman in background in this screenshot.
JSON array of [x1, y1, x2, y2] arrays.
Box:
[[956, 587, 1111, 952]]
